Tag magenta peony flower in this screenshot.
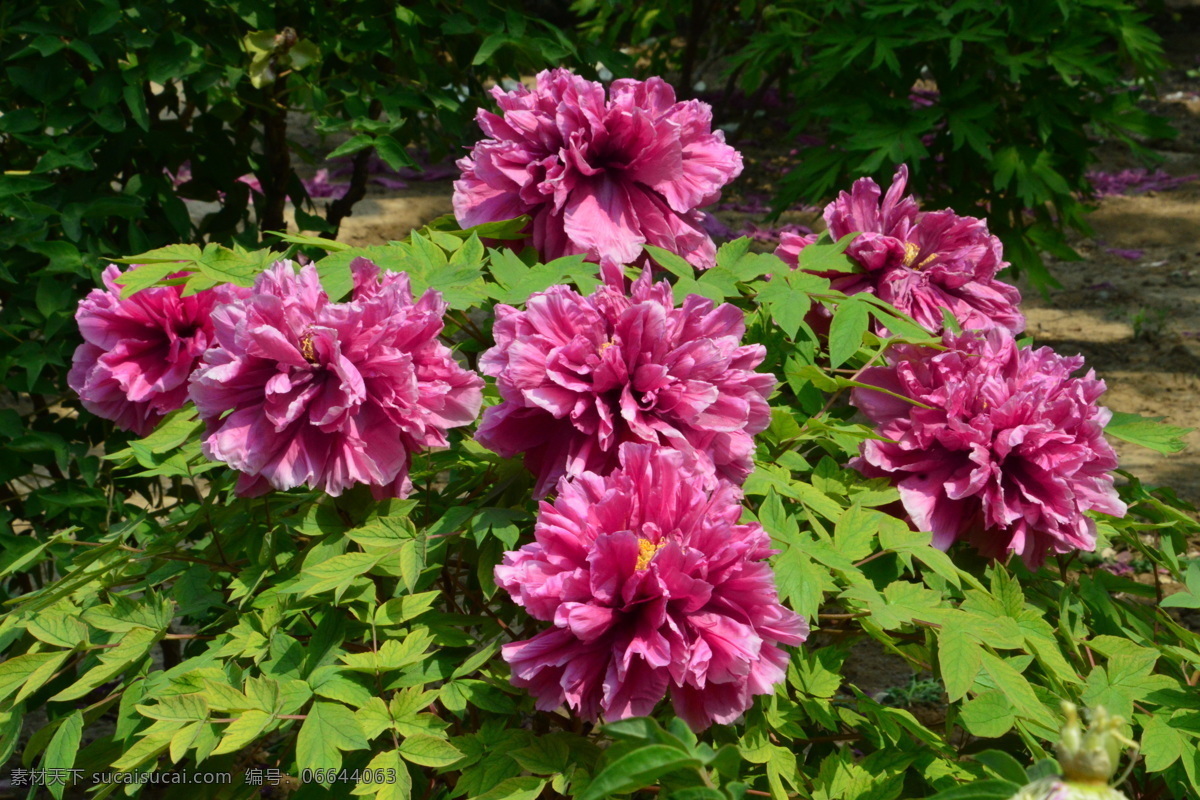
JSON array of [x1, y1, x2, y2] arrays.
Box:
[[495, 443, 808, 730], [475, 272, 775, 497], [69, 266, 243, 436], [849, 328, 1126, 568], [453, 69, 742, 272], [774, 165, 1024, 335], [189, 259, 483, 498]]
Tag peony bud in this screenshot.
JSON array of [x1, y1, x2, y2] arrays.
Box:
[[1007, 703, 1138, 800]]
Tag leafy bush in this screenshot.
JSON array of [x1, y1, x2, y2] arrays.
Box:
[[0, 0, 604, 585], [572, 0, 1175, 287], [1, 224, 1197, 800]]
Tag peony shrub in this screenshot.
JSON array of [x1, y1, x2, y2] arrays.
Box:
[[3, 69, 1198, 800]]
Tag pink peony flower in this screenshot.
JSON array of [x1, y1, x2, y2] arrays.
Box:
[[849, 328, 1126, 568], [774, 165, 1024, 335], [453, 69, 742, 272], [189, 259, 483, 498], [69, 266, 243, 437], [495, 443, 808, 730], [475, 272, 775, 497]]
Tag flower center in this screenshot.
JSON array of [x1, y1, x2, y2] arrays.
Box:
[[299, 331, 317, 363], [635, 538, 664, 571], [598, 339, 614, 355], [902, 241, 936, 269]]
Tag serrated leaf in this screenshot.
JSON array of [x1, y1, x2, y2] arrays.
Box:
[[297, 702, 369, 775], [51, 627, 160, 702], [1104, 411, 1192, 454], [0, 653, 67, 703], [13, 650, 72, 705], [960, 690, 1015, 738], [357, 697, 393, 740], [43, 710, 82, 800], [510, 736, 571, 775], [925, 780, 1022, 800], [643, 245, 694, 279], [354, 750, 412, 800], [298, 552, 381, 598], [169, 721, 202, 763], [833, 504, 879, 561], [375, 591, 440, 626], [376, 135, 416, 172], [1142, 713, 1185, 772], [211, 709, 273, 756], [137, 693, 209, 722], [398, 733, 464, 767], [328, 134, 375, 160], [969, 750, 1028, 785], [310, 669, 374, 708], [578, 744, 703, 800], [828, 298, 870, 368], [472, 776, 546, 800], [939, 625, 984, 702], [796, 232, 859, 274]]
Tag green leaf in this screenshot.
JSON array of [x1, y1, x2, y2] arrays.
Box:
[[297, 552, 381, 599], [0, 652, 67, 703], [111, 261, 187, 298], [1161, 561, 1200, 609], [472, 776, 546, 800], [123, 84, 149, 131], [297, 702, 370, 775], [473, 34, 512, 66], [13, 650, 71, 704], [114, 243, 205, 266], [310, 669, 373, 708], [959, 690, 1015, 738], [398, 733, 465, 767], [827, 298, 870, 368], [979, 652, 1055, 729], [969, 750, 1029, 785], [375, 591, 441, 626], [643, 244, 695, 279], [354, 750, 412, 800], [796, 232, 859, 273], [754, 277, 811, 340], [328, 134, 376, 160], [27, 611, 89, 648], [510, 736, 571, 775], [137, 693, 209, 722], [212, 709, 273, 756], [376, 135, 417, 172], [194, 245, 265, 287], [357, 697, 393, 740], [43, 710, 83, 800], [926, 780, 1022, 800], [578, 745, 704, 800], [51, 627, 160, 702], [1142, 713, 1185, 772], [939, 625, 984, 702], [833, 504, 880, 561], [1104, 411, 1192, 454]]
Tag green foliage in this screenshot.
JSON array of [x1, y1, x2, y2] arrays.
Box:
[[573, 0, 1174, 289], [0, 0, 605, 622], [766, 0, 1174, 289], [3, 232, 1198, 799]]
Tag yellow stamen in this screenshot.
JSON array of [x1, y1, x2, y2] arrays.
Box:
[[300, 332, 316, 363], [598, 340, 614, 355], [902, 241, 921, 267], [635, 539, 664, 571]]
